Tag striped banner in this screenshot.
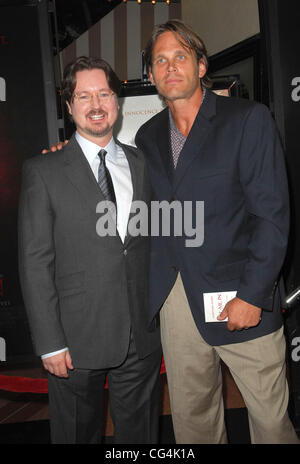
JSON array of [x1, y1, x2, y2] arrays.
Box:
[[60, 1, 181, 81]]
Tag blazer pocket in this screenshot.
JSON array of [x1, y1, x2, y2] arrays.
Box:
[[215, 259, 247, 282], [59, 291, 86, 315], [56, 270, 85, 296], [197, 168, 228, 180]]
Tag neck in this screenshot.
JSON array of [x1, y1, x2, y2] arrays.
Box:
[[167, 86, 204, 137]]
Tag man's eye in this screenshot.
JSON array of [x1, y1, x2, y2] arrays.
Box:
[[177, 55, 186, 61], [156, 58, 166, 65], [99, 92, 110, 98], [79, 94, 89, 100]]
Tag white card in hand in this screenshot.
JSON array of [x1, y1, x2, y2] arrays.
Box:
[[203, 291, 237, 322]]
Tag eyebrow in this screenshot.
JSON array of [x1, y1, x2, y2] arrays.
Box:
[[74, 88, 113, 96], [153, 49, 190, 59]]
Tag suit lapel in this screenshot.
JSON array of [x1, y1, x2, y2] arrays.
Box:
[[62, 135, 106, 213], [173, 90, 217, 190], [140, 108, 173, 201], [155, 109, 174, 184], [63, 136, 147, 246], [118, 141, 143, 204]]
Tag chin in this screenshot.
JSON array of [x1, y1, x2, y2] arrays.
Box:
[[164, 93, 185, 102], [87, 126, 111, 138]]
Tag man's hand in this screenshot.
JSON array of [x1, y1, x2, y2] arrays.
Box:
[[217, 297, 262, 331], [42, 139, 69, 154], [42, 350, 74, 378]]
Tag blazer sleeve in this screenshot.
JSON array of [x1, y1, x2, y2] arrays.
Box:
[[236, 103, 290, 310], [18, 159, 67, 356]]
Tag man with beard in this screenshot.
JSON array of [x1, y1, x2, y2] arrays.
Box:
[[18, 57, 161, 444]]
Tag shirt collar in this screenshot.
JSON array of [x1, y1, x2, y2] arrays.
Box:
[[75, 131, 118, 164], [168, 109, 186, 141]]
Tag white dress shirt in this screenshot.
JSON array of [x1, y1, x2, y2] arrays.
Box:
[[41, 132, 133, 360]]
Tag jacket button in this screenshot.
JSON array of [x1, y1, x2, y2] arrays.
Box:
[[123, 249, 128, 256]]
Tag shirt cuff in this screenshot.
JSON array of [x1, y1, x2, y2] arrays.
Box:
[[41, 347, 68, 359]]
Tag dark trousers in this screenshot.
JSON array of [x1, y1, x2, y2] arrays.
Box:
[[47, 333, 162, 444]]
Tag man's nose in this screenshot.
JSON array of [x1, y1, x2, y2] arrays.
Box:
[[167, 60, 177, 72], [90, 93, 101, 106]]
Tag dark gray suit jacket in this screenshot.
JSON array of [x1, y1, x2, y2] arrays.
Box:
[[18, 135, 160, 369], [136, 90, 290, 345]]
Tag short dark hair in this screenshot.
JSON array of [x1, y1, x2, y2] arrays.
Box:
[[144, 19, 211, 88], [61, 56, 121, 104]]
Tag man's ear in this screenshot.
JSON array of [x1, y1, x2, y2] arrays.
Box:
[[66, 100, 72, 116], [148, 67, 155, 85], [198, 58, 207, 79]]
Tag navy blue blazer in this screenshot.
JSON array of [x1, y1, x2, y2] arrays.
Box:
[[135, 89, 290, 345]]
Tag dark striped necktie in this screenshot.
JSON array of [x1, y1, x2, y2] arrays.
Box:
[[97, 149, 116, 205], [97, 149, 117, 225]]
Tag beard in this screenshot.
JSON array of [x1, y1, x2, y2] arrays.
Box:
[[83, 124, 112, 138], [80, 110, 113, 139]]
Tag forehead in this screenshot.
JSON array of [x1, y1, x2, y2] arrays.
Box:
[[74, 68, 109, 91], [153, 31, 191, 56]]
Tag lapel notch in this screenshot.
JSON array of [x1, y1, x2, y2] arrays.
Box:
[[63, 135, 106, 212]]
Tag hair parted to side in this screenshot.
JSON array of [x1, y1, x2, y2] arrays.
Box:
[[61, 56, 121, 104], [144, 19, 211, 88]]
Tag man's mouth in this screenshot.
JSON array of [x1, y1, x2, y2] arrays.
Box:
[[88, 113, 105, 121], [165, 77, 181, 84]]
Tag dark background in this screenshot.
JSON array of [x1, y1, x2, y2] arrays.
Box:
[[0, 3, 51, 362]]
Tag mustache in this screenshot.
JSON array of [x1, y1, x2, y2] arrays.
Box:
[[86, 110, 107, 117]]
